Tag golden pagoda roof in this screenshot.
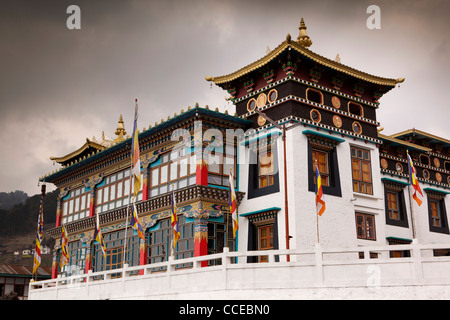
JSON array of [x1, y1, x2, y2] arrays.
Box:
[[50, 138, 107, 165], [378, 133, 431, 152], [206, 19, 404, 87], [390, 128, 450, 146]]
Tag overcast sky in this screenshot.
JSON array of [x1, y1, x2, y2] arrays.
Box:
[[1, 0, 449, 196]]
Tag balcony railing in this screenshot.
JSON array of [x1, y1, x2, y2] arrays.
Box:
[[29, 242, 450, 300]]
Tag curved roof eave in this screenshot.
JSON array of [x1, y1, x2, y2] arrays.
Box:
[[206, 38, 405, 87]]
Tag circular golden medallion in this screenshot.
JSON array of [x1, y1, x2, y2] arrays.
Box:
[[436, 172, 442, 183], [380, 158, 388, 169], [256, 93, 267, 108], [396, 162, 403, 173], [434, 158, 440, 168], [332, 96, 341, 109], [257, 115, 266, 126], [333, 115, 342, 128]]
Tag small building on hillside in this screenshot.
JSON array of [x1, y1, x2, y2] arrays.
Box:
[[0, 264, 51, 300]]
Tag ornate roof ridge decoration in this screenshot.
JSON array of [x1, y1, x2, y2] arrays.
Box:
[[378, 133, 432, 152], [205, 20, 404, 87], [389, 128, 450, 146], [50, 138, 107, 165]]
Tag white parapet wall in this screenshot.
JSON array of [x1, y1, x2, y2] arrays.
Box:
[[29, 243, 450, 300]]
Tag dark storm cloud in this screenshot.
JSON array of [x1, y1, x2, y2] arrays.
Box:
[[0, 0, 448, 195]]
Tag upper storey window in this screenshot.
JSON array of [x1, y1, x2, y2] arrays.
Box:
[[258, 151, 274, 188], [96, 169, 137, 214], [348, 102, 363, 117], [351, 146, 373, 195], [306, 88, 323, 104], [62, 186, 89, 224], [419, 154, 430, 166], [150, 148, 196, 197], [207, 143, 237, 187]]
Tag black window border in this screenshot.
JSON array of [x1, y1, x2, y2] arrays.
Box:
[[383, 182, 409, 228], [247, 213, 279, 263], [307, 142, 342, 197], [426, 193, 449, 235], [247, 141, 280, 199]]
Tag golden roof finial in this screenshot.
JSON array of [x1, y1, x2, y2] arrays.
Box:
[[114, 114, 127, 143], [297, 18, 312, 47]]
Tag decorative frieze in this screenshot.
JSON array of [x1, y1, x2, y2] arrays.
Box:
[[46, 185, 245, 238]]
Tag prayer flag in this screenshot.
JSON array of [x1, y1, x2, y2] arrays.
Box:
[[229, 170, 238, 238], [315, 164, 326, 216], [131, 99, 141, 198], [407, 151, 423, 206]]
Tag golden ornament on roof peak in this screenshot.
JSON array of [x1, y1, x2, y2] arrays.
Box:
[[297, 18, 312, 47], [114, 114, 127, 143]]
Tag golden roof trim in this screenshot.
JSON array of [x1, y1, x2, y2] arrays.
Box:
[[50, 138, 106, 163], [206, 39, 404, 87], [378, 133, 431, 152], [390, 128, 450, 145]]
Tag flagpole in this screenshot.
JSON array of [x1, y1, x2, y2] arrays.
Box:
[[226, 168, 231, 249], [315, 160, 320, 244], [408, 184, 417, 240], [406, 150, 419, 242], [123, 100, 137, 266], [170, 184, 175, 260], [123, 165, 133, 266]]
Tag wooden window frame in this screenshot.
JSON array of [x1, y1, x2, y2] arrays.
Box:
[[430, 199, 441, 228], [312, 149, 330, 187], [355, 212, 376, 241], [258, 224, 274, 263], [258, 150, 275, 188], [351, 146, 373, 195], [386, 191, 400, 221]]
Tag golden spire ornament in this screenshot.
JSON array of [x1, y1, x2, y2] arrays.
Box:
[[297, 18, 312, 47], [114, 114, 127, 143]]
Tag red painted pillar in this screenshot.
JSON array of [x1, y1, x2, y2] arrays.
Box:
[[138, 238, 147, 275], [194, 218, 208, 267], [89, 190, 95, 218], [142, 170, 149, 201], [51, 251, 58, 279], [84, 247, 92, 275], [55, 197, 62, 228], [196, 157, 208, 186]]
